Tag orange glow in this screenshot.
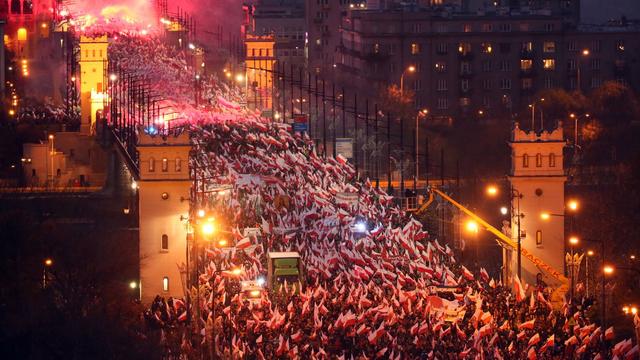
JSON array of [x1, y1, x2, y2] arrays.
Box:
[[603, 265, 614, 275], [569, 236, 579, 245], [567, 199, 579, 212], [44, 258, 53, 266], [17, 28, 27, 42], [486, 185, 498, 196]]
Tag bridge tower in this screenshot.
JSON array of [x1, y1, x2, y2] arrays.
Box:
[[137, 131, 191, 303], [508, 122, 566, 285], [79, 35, 108, 134]]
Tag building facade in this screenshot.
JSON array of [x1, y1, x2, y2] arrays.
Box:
[[336, 7, 640, 122]]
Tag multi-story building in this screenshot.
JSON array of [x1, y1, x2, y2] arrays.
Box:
[[336, 6, 640, 122], [251, 0, 306, 68]]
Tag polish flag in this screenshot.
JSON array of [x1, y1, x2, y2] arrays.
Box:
[[528, 333, 541, 347], [236, 237, 252, 250], [605, 326, 615, 340], [480, 267, 490, 282], [291, 330, 303, 343], [367, 322, 385, 344], [626, 345, 639, 360], [499, 320, 510, 331], [514, 275, 526, 302], [461, 266, 474, 281], [527, 347, 537, 360], [519, 319, 535, 330]]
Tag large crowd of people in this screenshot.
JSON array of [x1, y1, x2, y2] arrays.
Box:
[[104, 29, 640, 359]]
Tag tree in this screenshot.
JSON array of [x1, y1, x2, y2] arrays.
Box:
[[589, 81, 639, 125], [377, 84, 415, 122]]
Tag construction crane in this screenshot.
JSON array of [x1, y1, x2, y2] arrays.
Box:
[[414, 187, 569, 307]]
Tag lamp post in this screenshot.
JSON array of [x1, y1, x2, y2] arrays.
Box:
[[603, 264, 614, 329], [43, 258, 53, 288], [414, 109, 428, 193], [569, 236, 579, 300], [577, 49, 590, 93], [528, 97, 545, 131], [586, 250, 594, 298], [568, 113, 590, 149], [399, 65, 415, 97], [48, 134, 55, 187], [486, 185, 523, 279]]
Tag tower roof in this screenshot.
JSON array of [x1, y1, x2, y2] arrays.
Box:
[[512, 122, 564, 143]]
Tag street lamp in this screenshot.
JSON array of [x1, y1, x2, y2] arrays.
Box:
[[486, 185, 524, 279], [414, 108, 429, 192], [577, 49, 590, 93], [568, 236, 579, 300], [400, 65, 416, 96], [43, 258, 53, 287], [586, 250, 594, 297], [465, 219, 479, 234], [569, 113, 590, 149], [48, 134, 55, 187], [500, 206, 508, 215], [528, 98, 545, 131]]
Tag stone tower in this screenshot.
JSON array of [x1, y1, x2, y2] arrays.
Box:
[[508, 122, 566, 284], [79, 35, 108, 134], [137, 130, 191, 303]]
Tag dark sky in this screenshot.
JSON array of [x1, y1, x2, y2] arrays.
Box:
[[582, 0, 640, 23]]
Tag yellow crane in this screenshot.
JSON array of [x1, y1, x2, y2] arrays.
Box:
[[414, 187, 569, 307]]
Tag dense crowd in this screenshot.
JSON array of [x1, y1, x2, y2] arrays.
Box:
[[105, 31, 640, 359]]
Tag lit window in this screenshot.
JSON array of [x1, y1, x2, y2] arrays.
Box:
[[410, 43, 420, 55], [458, 42, 471, 54], [520, 60, 533, 70], [549, 153, 556, 167], [162, 158, 168, 172], [373, 43, 380, 54], [175, 158, 182, 172], [149, 157, 155, 172], [536, 230, 543, 246], [521, 42, 533, 52], [481, 43, 493, 54], [543, 59, 555, 70], [463, 24, 472, 33], [523, 154, 529, 168], [435, 62, 447, 72], [163, 277, 169, 291], [536, 153, 543, 167], [543, 42, 556, 53]]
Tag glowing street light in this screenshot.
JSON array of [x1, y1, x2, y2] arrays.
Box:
[[44, 258, 53, 266], [587, 250, 594, 256], [399, 65, 416, 96], [201, 221, 215, 236], [129, 281, 138, 289], [486, 185, 498, 197], [541, 212, 551, 220], [109, 74, 117, 82], [569, 236, 579, 246], [131, 181, 138, 190], [235, 74, 244, 83], [603, 265, 614, 275], [500, 206, 508, 215], [567, 199, 579, 212], [465, 220, 479, 234], [197, 209, 206, 218]]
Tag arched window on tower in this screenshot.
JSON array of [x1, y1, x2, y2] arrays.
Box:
[[161, 234, 169, 251], [149, 157, 155, 172], [549, 153, 556, 167], [162, 158, 168, 172], [23, 0, 33, 14], [11, 0, 20, 14], [536, 153, 543, 167], [523, 153, 529, 168], [175, 158, 182, 172]]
